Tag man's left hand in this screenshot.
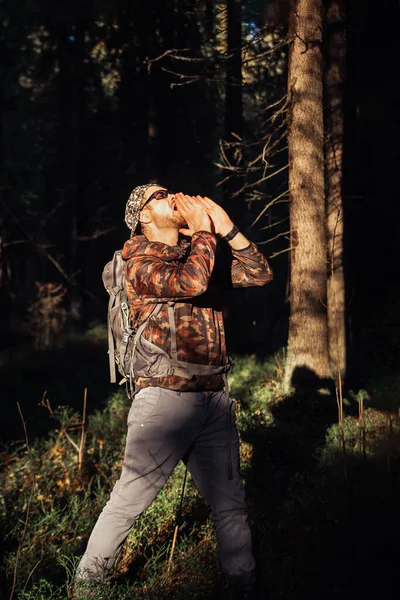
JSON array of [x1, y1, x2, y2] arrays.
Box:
[[194, 196, 234, 237]]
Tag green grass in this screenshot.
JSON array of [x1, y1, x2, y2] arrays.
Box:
[[2, 339, 400, 599]]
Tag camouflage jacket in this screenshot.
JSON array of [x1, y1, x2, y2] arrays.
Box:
[[122, 231, 273, 392]]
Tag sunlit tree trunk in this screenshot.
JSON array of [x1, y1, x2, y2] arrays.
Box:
[[223, 0, 244, 227], [325, 0, 347, 381], [284, 0, 330, 393]]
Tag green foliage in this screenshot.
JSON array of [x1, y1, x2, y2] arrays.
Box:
[[0, 352, 279, 598], [322, 406, 400, 465], [16, 578, 67, 600], [3, 348, 400, 599], [228, 352, 283, 438], [228, 350, 285, 408]]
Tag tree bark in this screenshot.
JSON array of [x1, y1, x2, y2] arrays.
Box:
[[284, 0, 330, 393], [324, 0, 347, 381]]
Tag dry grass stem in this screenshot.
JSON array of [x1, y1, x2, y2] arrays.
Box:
[[9, 404, 37, 600]]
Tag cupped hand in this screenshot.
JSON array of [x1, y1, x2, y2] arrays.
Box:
[[194, 196, 234, 237], [175, 193, 211, 236]]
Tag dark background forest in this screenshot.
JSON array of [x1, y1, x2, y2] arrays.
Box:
[[1, 0, 399, 362], [1, 1, 400, 599]]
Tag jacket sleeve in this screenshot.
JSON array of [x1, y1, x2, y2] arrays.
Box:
[[125, 231, 217, 302], [231, 242, 273, 288]]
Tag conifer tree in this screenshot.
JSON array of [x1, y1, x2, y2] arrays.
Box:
[[284, 0, 330, 392]]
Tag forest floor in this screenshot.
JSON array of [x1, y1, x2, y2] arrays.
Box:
[[1, 327, 400, 600]]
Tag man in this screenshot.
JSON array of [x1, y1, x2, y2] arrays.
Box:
[[76, 184, 273, 598]]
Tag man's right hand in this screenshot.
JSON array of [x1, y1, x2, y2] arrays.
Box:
[[175, 193, 212, 236]]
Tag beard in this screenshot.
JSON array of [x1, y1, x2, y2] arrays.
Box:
[[172, 210, 187, 228], [155, 210, 187, 230]]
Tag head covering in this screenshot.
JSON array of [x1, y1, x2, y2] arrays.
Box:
[[125, 183, 157, 233]]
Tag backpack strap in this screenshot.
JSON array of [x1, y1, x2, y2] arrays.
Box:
[[107, 284, 123, 383], [168, 302, 178, 362], [132, 302, 164, 349], [166, 302, 232, 378], [128, 302, 164, 383], [117, 295, 134, 383], [166, 358, 232, 378]]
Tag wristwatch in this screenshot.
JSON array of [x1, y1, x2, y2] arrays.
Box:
[[223, 224, 240, 242]]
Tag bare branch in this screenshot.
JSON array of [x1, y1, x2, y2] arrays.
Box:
[[77, 227, 115, 242], [257, 230, 290, 245], [1, 197, 100, 300], [2, 240, 28, 248], [1, 198, 72, 283], [249, 189, 289, 229], [259, 216, 289, 231], [242, 38, 290, 67], [160, 67, 201, 84], [64, 431, 80, 453], [248, 164, 289, 188], [38, 199, 65, 233], [146, 48, 194, 69], [270, 245, 294, 259], [261, 93, 289, 114]]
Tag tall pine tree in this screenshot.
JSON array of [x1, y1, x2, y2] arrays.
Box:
[[284, 0, 330, 392]]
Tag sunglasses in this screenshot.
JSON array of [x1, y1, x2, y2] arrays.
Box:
[[141, 189, 171, 210]]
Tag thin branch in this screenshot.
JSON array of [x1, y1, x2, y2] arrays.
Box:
[[160, 67, 201, 84], [164, 53, 206, 63], [42, 251, 71, 282], [247, 143, 288, 169], [259, 216, 289, 231], [269, 245, 294, 259], [38, 199, 65, 233], [217, 138, 235, 170], [146, 48, 194, 70], [261, 93, 289, 115], [1, 198, 71, 282], [1, 197, 99, 301], [257, 230, 290, 245], [2, 239, 29, 248], [249, 189, 289, 229], [78, 389, 87, 471], [64, 431, 80, 453], [248, 163, 289, 188], [76, 227, 115, 242], [215, 173, 233, 188], [241, 38, 290, 67]]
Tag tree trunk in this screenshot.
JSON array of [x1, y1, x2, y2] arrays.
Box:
[[223, 0, 244, 227], [324, 0, 347, 382], [284, 0, 330, 393]]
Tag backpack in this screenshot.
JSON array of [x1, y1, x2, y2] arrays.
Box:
[[102, 250, 232, 394]]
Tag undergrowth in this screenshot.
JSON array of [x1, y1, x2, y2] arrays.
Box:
[[1, 347, 400, 600]]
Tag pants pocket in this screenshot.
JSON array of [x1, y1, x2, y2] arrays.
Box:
[[128, 387, 162, 427]]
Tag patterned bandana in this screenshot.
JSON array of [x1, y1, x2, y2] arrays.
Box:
[[125, 183, 157, 233]]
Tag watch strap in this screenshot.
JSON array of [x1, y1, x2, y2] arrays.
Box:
[[223, 224, 240, 242]]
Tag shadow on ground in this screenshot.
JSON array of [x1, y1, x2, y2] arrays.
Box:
[[2, 347, 400, 600], [244, 369, 400, 600]]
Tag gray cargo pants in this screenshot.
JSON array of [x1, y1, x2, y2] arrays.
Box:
[[77, 386, 255, 580]]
